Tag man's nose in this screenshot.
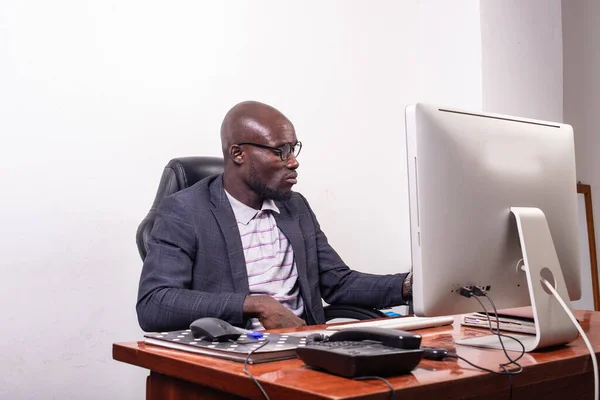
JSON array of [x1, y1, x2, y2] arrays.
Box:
[[286, 153, 300, 169]]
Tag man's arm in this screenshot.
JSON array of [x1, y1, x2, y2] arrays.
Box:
[[299, 194, 411, 308], [136, 196, 247, 332]]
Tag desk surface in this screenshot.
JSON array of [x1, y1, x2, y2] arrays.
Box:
[[113, 310, 598, 400]]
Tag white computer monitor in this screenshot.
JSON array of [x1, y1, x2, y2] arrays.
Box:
[[405, 103, 582, 352]]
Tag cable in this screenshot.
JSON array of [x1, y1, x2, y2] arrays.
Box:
[[446, 353, 517, 375], [464, 287, 526, 370], [447, 350, 517, 400], [459, 286, 526, 400], [479, 291, 526, 367], [480, 293, 526, 400], [243, 339, 271, 400], [541, 278, 599, 400], [353, 376, 395, 400], [515, 258, 524, 272], [500, 365, 514, 400]]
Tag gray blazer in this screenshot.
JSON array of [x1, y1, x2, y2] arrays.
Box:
[[136, 175, 408, 332]]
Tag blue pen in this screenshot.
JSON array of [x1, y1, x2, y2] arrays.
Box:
[[247, 331, 264, 339]]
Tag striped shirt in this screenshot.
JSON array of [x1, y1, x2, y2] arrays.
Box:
[[225, 191, 305, 330]]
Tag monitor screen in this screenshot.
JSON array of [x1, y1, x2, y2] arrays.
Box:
[[405, 104, 581, 321]]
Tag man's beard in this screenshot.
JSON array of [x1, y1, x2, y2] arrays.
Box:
[[249, 164, 293, 201]]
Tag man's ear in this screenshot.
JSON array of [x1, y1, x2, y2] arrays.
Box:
[[229, 145, 244, 165]]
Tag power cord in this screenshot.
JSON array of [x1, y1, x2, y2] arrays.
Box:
[[541, 278, 599, 400], [459, 286, 526, 400], [242, 339, 271, 400], [353, 376, 395, 400]]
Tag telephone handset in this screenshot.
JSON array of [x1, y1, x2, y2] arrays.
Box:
[[327, 327, 422, 348], [297, 327, 425, 377]]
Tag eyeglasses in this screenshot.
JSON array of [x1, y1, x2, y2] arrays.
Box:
[[237, 141, 302, 161]]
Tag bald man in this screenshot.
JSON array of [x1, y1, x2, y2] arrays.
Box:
[[136, 101, 411, 332]]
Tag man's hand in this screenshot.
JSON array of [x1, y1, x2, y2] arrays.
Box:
[[402, 271, 413, 300], [243, 295, 306, 330]]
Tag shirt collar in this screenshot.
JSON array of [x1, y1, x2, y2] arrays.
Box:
[[224, 190, 280, 225]]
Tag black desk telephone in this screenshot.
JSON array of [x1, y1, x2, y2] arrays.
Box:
[[296, 327, 425, 378]]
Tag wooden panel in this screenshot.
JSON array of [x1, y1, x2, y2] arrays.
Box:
[[578, 183, 600, 310], [147, 372, 244, 400]]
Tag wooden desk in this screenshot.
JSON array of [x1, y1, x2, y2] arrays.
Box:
[[113, 310, 598, 399]]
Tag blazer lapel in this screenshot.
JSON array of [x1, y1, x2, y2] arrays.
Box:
[[274, 200, 314, 322], [209, 176, 250, 294]]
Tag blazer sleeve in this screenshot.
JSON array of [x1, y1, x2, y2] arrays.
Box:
[[298, 194, 410, 308], [136, 195, 246, 332]]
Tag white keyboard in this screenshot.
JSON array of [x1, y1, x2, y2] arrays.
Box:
[[325, 315, 455, 331]]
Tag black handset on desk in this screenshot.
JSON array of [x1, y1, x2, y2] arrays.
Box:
[[296, 327, 425, 378]]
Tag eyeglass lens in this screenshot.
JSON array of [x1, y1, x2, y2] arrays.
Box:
[[282, 142, 302, 160]]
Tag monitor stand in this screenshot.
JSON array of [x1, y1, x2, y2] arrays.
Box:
[[456, 207, 579, 352]]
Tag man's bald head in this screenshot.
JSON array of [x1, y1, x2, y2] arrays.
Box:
[[220, 100, 299, 209], [220, 101, 294, 160]]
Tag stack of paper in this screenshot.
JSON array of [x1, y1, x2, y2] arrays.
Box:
[[461, 309, 535, 335]]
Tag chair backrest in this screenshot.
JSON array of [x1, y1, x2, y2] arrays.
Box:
[[136, 156, 224, 260]]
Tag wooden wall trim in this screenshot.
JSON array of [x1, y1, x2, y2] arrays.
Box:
[[577, 183, 599, 311]]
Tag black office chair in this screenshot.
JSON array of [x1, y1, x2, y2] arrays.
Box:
[[136, 156, 225, 260], [136, 156, 388, 322]]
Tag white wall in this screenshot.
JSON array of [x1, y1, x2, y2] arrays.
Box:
[[480, 0, 563, 122], [0, 1, 483, 399], [480, 0, 596, 311], [563, 0, 600, 310]]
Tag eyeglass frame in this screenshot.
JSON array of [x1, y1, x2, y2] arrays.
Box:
[[236, 141, 302, 161]]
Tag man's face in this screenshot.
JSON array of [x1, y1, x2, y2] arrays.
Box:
[[244, 122, 300, 201]]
